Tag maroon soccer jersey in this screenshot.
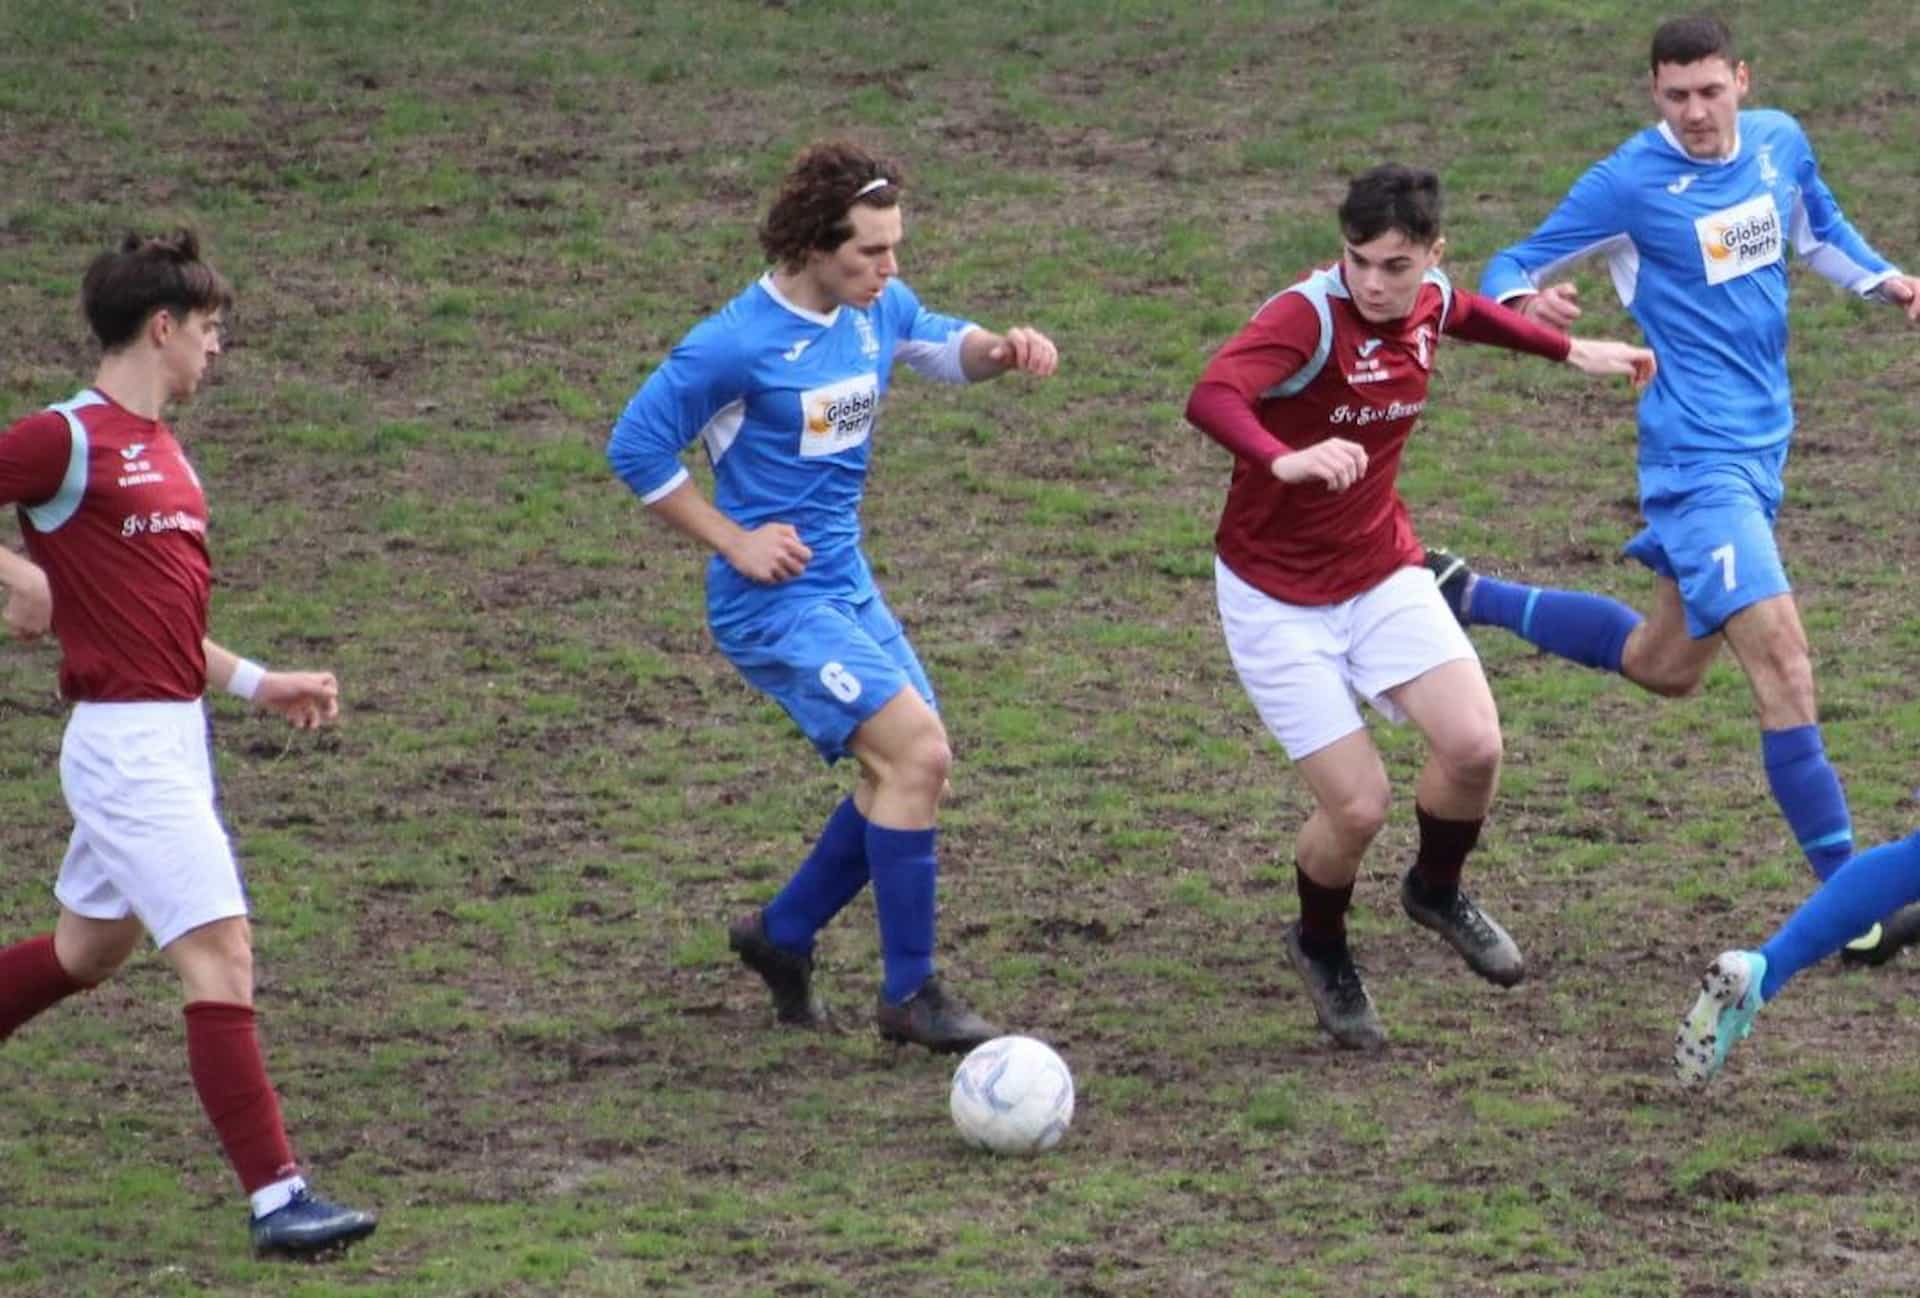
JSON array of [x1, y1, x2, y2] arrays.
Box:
[[0, 389, 212, 701], [1194, 264, 1569, 606]]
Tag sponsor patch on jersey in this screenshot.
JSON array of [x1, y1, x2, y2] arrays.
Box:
[[1695, 193, 1782, 286], [799, 373, 879, 458]]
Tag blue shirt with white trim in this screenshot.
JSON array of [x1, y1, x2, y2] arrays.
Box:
[[1480, 110, 1899, 464], [609, 274, 975, 622]]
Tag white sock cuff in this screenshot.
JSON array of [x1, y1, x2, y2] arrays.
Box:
[[249, 1174, 306, 1219]]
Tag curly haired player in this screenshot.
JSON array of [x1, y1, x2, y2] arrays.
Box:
[[609, 142, 1059, 1053]]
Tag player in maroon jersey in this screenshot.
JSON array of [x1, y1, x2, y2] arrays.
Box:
[[1187, 166, 1655, 1049], [0, 232, 376, 1255]]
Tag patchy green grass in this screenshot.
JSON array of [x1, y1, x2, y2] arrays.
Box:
[[3, 0, 1920, 1295]]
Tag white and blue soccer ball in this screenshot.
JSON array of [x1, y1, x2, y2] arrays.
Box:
[[949, 1035, 1074, 1154]]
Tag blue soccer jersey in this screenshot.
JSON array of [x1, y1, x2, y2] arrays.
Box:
[[1481, 110, 1900, 464], [609, 274, 976, 623]]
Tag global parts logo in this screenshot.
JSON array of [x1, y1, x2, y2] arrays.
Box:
[[1694, 195, 1782, 286], [806, 387, 877, 437], [797, 373, 880, 458], [1704, 209, 1779, 263]]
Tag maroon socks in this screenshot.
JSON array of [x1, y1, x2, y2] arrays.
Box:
[[0, 933, 89, 1040], [183, 1001, 298, 1194]]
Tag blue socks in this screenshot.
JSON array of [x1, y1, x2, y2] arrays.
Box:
[[1761, 726, 1854, 881], [868, 824, 938, 1006], [760, 800, 941, 1004], [1465, 576, 1642, 674], [1758, 830, 1920, 1000], [762, 797, 870, 953], [1469, 582, 1856, 882]]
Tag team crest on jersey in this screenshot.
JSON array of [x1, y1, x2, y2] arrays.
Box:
[[799, 373, 879, 457], [852, 312, 880, 358], [1413, 325, 1434, 370], [1695, 193, 1782, 286]]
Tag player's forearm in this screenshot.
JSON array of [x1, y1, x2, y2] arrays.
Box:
[[1186, 381, 1293, 466], [645, 479, 751, 565], [202, 638, 240, 692], [203, 637, 276, 702], [959, 328, 1009, 382], [1448, 291, 1573, 360]]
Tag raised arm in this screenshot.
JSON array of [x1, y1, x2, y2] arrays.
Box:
[[884, 282, 1059, 384], [1446, 289, 1655, 388], [958, 326, 1059, 381], [1480, 158, 1631, 330], [1791, 146, 1920, 323]]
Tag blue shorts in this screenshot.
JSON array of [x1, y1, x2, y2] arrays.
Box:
[[1623, 451, 1789, 639], [712, 592, 936, 764]]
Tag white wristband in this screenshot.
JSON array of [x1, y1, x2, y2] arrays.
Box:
[[226, 658, 267, 701]]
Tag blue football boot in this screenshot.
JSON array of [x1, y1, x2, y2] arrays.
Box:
[[250, 1187, 378, 1256]]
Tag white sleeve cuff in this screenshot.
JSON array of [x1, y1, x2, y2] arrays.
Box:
[[898, 324, 978, 385], [639, 465, 691, 505], [1860, 269, 1903, 300]]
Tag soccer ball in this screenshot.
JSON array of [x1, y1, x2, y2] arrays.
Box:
[[949, 1035, 1074, 1154]]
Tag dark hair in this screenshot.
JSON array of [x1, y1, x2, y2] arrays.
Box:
[[1650, 14, 1735, 72], [1338, 164, 1443, 246], [81, 229, 233, 351], [757, 141, 902, 268]]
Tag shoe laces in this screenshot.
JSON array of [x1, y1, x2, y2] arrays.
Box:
[[1324, 951, 1370, 1015], [1445, 892, 1497, 946], [915, 979, 966, 1015]]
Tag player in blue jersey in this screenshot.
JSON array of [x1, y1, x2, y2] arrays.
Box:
[[1427, 15, 1920, 960], [608, 142, 1058, 1053]]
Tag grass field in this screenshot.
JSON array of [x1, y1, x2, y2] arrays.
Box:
[[3, 1, 1920, 1295]]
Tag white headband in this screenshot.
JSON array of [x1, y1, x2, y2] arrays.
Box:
[[854, 177, 892, 198]]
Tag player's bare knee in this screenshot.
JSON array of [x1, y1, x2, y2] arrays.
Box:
[[1328, 790, 1389, 845], [907, 733, 954, 800], [1628, 651, 1707, 698], [1650, 671, 1704, 698], [57, 946, 127, 987], [1436, 726, 1502, 789], [53, 925, 139, 987], [878, 729, 951, 804]]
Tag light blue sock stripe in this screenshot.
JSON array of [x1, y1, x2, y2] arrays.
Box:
[[1519, 588, 1542, 640], [1802, 828, 1854, 852]]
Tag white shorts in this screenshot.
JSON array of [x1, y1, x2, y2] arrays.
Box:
[[54, 701, 247, 950], [1216, 557, 1477, 761]]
